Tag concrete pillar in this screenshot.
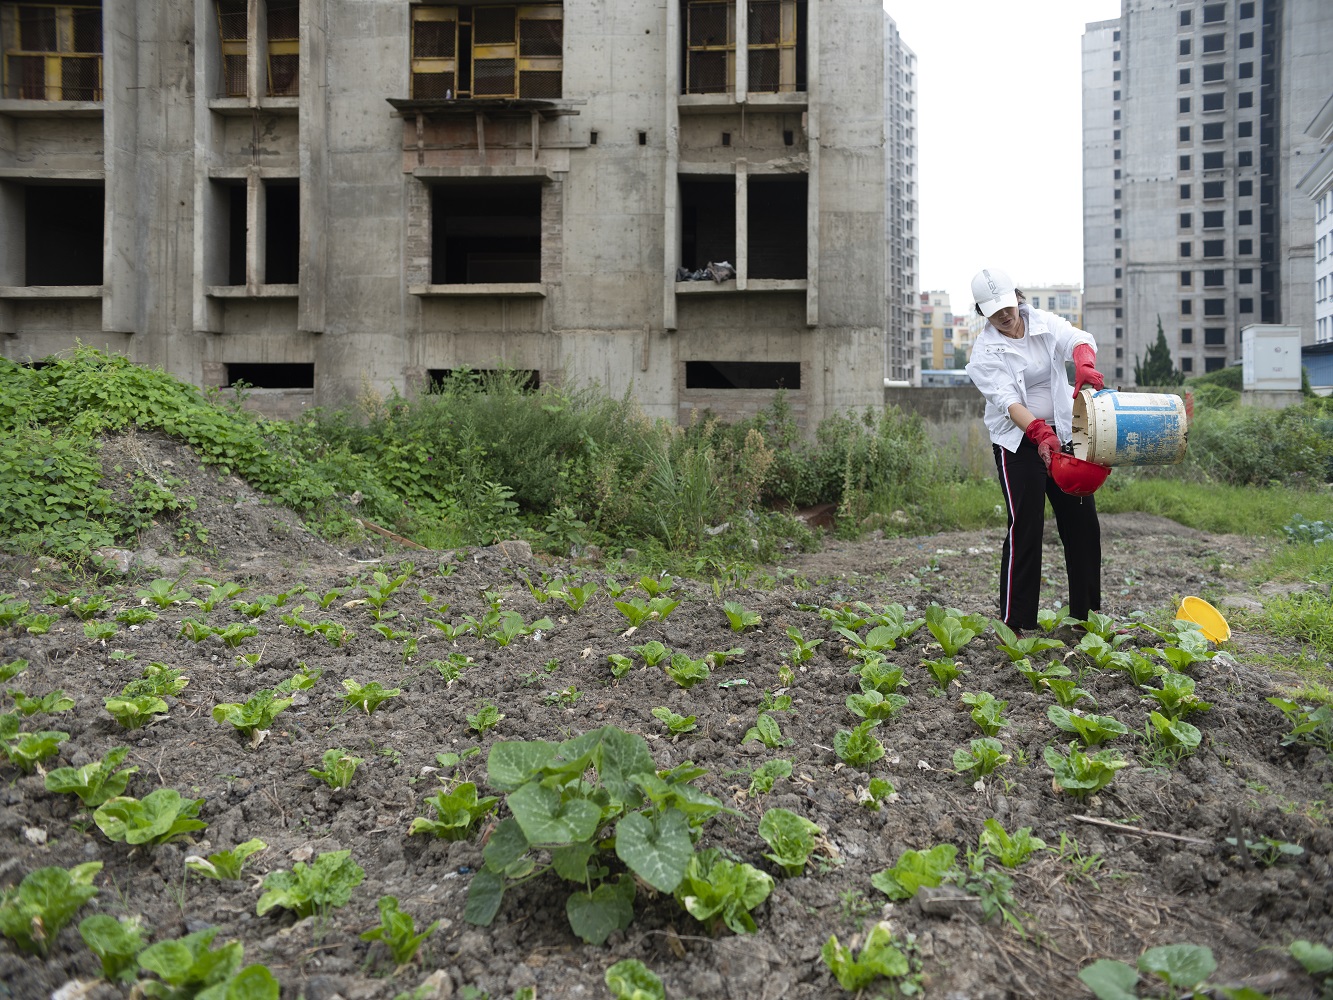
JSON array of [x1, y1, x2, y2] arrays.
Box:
[[805, 0, 819, 328], [299, 0, 327, 333], [663, 0, 680, 331], [734, 0, 747, 104], [735, 158, 747, 289], [102, 0, 138, 335]]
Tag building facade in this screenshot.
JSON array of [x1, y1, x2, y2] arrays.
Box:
[[1022, 284, 1083, 329], [1082, 0, 1333, 383], [918, 289, 959, 370], [883, 12, 918, 385], [1, 0, 891, 427], [1298, 93, 1333, 344]]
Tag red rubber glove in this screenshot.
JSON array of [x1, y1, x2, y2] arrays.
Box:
[[1024, 418, 1060, 470], [1072, 344, 1104, 397]]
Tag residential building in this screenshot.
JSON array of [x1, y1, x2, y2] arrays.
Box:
[[0, 0, 890, 429], [1298, 93, 1333, 344], [918, 290, 958, 370], [1022, 284, 1083, 329], [883, 12, 918, 384], [1082, 0, 1333, 383]]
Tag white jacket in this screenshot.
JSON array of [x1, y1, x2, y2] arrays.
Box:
[[965, 304, 1097, 453]]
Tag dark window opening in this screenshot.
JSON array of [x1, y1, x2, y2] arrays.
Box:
[[1238, 209, 1252, 225], [1202, 92, 1224, 111], [1239, 31, 1253, 47], [782, 129, 794, 146], [1180, 155, 1191, 170], [1179, 68, 1191, 84], [1179, 213, 1192, 229], [1180, 184, 1191, 199], [1203, 240, 1224, 257], [1239, 297, 1253, 312], [1180, 270, 1192, 286], [1181, 328, 1193, 343], [1204, 357, 1224, 372], [1239, 90, 1252, 107], [264, 181, 299, 284], [685, 360, 800, 390], [1238, 150, 1252, 166], [1181, 299, 1192, 314], [225, 362, 314, 388], [1203, 151, 1223, 170], [1179, 126, 1191, 142], [1203, 269, 1225, 286], [1202, 3, 1225, 22], [721, 131, 731, 145], [1179, 97, 1191, 113], [1238, 268, 1252, 283], [1237, 120, 1252, 137], [266, 0, 299, 96], [226, 182, 246, 285], [432, 182, 541, 284], [1203, 210, 1224, 229], [24, 184, 103, 285], [589, 129, 598, 144], [1204, 328, 1225, 345], [1179, 39, 1191, 55], [680, 0, 808, 96], [1240, 1, 1253, 15], [410, 4, 563, 99], [1238, 180, 1252, 196], [1204, 298, 1225, 316], [638, 130, 647, 145], [4, 2, 103, 100], [680, 178, 735, 271], [1180, 10, 1192, 25], [1203, 180, 1224, 199], [1201, 33, 1224, 52], [427, 368, 540, 393], [747, 175, 807, 279], [1202, 122, 1224, 141]]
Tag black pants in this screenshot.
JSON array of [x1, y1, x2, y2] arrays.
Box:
[[992, 439, 1101, 630]]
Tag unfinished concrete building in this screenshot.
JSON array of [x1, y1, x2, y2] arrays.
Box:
[[0, 0, 890, 427]]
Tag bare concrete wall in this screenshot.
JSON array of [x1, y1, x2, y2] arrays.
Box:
[[885, 386, 991, 478]]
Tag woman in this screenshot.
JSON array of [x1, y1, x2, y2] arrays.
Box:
[[964, 267, 1106, 631]]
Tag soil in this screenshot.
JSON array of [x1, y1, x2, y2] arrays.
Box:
[[1, 432, 1330, 1000]]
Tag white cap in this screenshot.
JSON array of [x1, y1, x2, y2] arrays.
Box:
[[971, 267, 1018, 317]]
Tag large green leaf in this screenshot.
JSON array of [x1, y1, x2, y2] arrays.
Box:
[[487, 740, 557, 792], [481, 818, 530, 872], [566, 876, 635, 945], [1138, 944, 1215, 990], [616, 809, 692, 893], [462, 868, 505, 926], [1077, 959, 1140, 1000], [551, 841, 599, 882], [604, 959, 665, 1000], [594, 727, 656, 805], [506, 783, 601, 846]]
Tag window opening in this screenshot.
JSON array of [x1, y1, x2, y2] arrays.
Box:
[[264, 180, 299, 284], [225, 363, 314, 389], [411, 4, 562, 99], [684, 1, 732, 94], [685, 360, 800, 389], [226, 182, 246, 285], [266, 0, 298, 96], [432, 182, 541, 283], [25, 183, 102, 284], [679, 177, 734, 271], [3, 1, 102, 100], [747, 0, 798, 93], [215, 0, 247, 96], [747, 175, 806, 279]]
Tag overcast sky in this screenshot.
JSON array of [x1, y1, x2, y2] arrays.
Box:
[[884, 0, 1123, 316]]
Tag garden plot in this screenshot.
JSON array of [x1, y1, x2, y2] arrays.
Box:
[[1, 513, 1331, 1000]]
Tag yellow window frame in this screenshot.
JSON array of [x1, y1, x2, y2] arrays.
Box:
[[684, 0, 735, 95], [2, 2, 102, 101], [746, 0, 797, 93], [265, 0, 298, 96], [411, 4, 457, 93]]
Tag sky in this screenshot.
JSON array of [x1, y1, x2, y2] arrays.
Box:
[[883, 0, 1123, 315]]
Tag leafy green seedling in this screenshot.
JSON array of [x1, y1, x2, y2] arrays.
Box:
[[925, 605, 977, 657], [706, 647, 745, 668], [1047, 706, 1129, 747], [485, 611, 554, 647], [1144, 711, 1202, 756], [604, 959, 665, 1000], [137, 578, 191, 608], [1143, 672, 1212, 721], [638, 574, 675, 598], [664, 653, 711, 689], [834, 624, 910, 657], [215, 624, 258, 650], [821, 922, 910, 992], [105, 694, 168, 730], [758, 689, 792, 713], [953, 737, 1011, 779], [213, 689, 292, 738], [122, 663, 189, 698], [0, 862, 101, 957], [858, 777, 897, 811], [992, 620, 1065, 662], [192, 580, 247, 612], [185, 839, 267, 880], [1290, 939, 1333, 979], [196, 964, 281, 1000], [234, 596, 278, 619], [0, 659, 28, 683], [786, 626, 823, 663], [94, 789, 207, 846], [551, 581, 597, 613], [607, 654, 634, 679], [651, 707, 697, 736], [631, 640, 671, 666], [257, 850, 366, 918], [978, 818, 1046, 868], [84, 621, 119, 642], [922, 657, 964, 692], [1080, 944, 1218, 1000], [9, 688, 74, 716], [309, 749, 362, 790], [68, 594, 112, 620], [4, 729, 68, 773], [45, 746, 139, 808], [1224, 835, 1305, 867], [1045, 742, 1128, 800], [742, 713, 792, 749], [871, 844, 958, 900], [427, 653, 471, 684], [834, 720, 885, 766], [116, 606, 159, 626], [137, 926, 243, 998], [673, 848, 773, 934], [467, 703, 504, 735], [748, 758, 793, 796], [1077, 611, 1120, 641], [759, 808, 822, 877], [647, 596, 681, 622], [858, 658, 908, 695], [177, 618, 214, 643], [962, 691, 1008, 736], [360, 895, 439, 968], [275, 664, 322, 693], [313, 620, 354, 646], [846, 690, 908, 721], [340, 679, 400, 715], [410, 782, 500, 839], [613, 598, 656, 627], [1267, 698, 1333, 753], [1013, 657, 1071, 694], [1037, 605, 1076, 633], [79, 913, 146, 982], [1113, 650, 1165, 687], [1044, 676, 1096, 709], [17, 613, 57, 635]]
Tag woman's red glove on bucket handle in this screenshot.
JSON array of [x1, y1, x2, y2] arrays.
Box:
[[1072, 344, 1105, 396], [1023, 418, 1060, 470]]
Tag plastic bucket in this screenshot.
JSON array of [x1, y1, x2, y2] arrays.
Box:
[[1175, 596, 1230, 643], [1071, 389, 1188, 467]]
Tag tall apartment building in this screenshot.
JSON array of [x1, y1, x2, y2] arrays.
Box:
[[1299, 93, 1333, 344], [1083, 0, 1333, 383], [0, 0, 889, 428], [883, 12, 918, 384]]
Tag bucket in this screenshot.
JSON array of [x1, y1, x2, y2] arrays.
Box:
[[1071, 389, 1188, 467], [1175, 596, 1230, 643]]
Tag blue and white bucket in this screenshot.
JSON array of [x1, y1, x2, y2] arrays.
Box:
[[1071, 389, 1189, 467]]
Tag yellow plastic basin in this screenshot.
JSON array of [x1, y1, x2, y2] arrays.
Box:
[[1176, 596, 1231, 643]]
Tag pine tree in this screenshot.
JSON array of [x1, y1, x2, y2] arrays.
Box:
[[1134, 317, 1184, 386]]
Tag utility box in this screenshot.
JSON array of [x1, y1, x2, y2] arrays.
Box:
[[1241, 325, 1302, 390]]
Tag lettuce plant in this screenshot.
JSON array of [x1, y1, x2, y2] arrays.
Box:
[[213, 689, 292, 736], [922, 658, 964, 692], [742, 712, 792, 749], [673, 848, 773, 934], [18, 612, 57, 635], [1037, 605, 1076, 633], [1142, 672, 1212, 721], [191, 580, 246, 612], [0, 861, 102, 956], [137, 578, 190, 608], [177, 617, 214, 643], [552, 581, 598, 613], [992, 620, 1065, 663], [604, 959, 664, 1000], [638, 574, 675, 598], [651, 707, 697, 735], [4, 729, 68, 773], [859, 776, 897, 810], [1044, 742, 1128, 800], [1079, 943, 1217, 1000], [786, 626, 823, 663], [1267, 698, 1333, 753], [607, 654, 634, 679], [84, 621, 119, 642], [1077, 612, 1120, 641], [185, 839, 267, 880], [631, 640, 671, 666], [953, 737, 1011, 779], [834, 720, 885, 766], [0, 658, 28, 682], [821, 922, 909, 992], [664, 653, 710, 689], [105, 694, 169, 730], [1044, 677, 1096, 709], [340, 679, 400, 715], [871, 844, 957, 900], [1047, 706, 1129, 747], [257, 850, 365, 919], [116, 606, 159, 626], [925, 605, 977, 657], [137, 926, 242, 999], [215, 624, 258, 650], [706, 647, 744, 668], [1114, 651, 1165, 687], [123, 663, 190, 698], [1144, 711, 1202, 756], [45, 746, 139, 808], [8, 688, 74, 716], [758, 808, 822, 877], [846, 690, 908, 721], [408, 781, 499, 839], [309, 748, 362, 789], [858, 658, 908, 695], [1013, 657, 1071, 694], [360, 895, 439, 967], [195, 964, 280, 1000], [962, 692, 1008, 736], [722, 601, 762, 632], [485, 611, 554, 647], [978, 818, 1046, 868], [834, 623, 908, 656], [748, 758, 792, 796], [79, 913, 146, 982], [614, 598, 656, 627], [94, 788, 207, 846], [467, 703, 504, 734]]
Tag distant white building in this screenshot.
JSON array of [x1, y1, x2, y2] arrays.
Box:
[[1022, 284, 1084, 329], [1299, 93, 1333, 345]]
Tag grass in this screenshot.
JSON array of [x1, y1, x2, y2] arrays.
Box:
[[1095, 478, 1333, 536]]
